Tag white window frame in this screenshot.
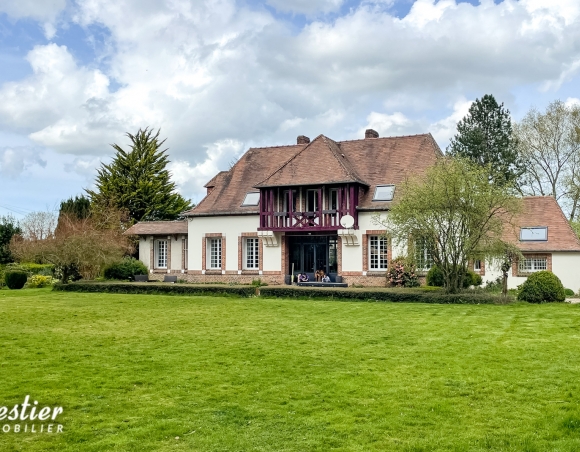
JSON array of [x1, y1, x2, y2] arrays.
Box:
[[520, 227, 548, 241], [244, 237, 259, 270], [474, 260, 482, 272], [518, 257, 547, 273], [241, 192, 260, 206], [415, 238, 434, 271], [155, 239, 168, 269], [373, 184, 395, 201], [369, 235, 388, 270], [207, 238, 222, 270]]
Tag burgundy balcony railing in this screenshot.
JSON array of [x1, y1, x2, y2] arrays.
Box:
[[258, 185, 358, 231]]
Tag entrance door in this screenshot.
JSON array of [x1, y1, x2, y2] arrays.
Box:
[[288, 235, 338, 278]]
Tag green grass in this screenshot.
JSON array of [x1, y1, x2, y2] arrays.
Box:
[[2, 289, 580, 451]]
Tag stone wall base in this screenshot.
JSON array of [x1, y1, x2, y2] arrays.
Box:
[[146, 271, 433, 288]]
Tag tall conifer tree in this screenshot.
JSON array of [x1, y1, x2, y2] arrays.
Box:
[[447, 94, 524, 187], [87, 128, 192, 223]]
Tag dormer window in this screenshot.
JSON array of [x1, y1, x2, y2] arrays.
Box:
[[373, 185, 395, 201], [520, 227, 548, 241], [241, 192, 260, 206]]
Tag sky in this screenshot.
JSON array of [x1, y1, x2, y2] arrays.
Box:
[[0, 0, 579, 218]]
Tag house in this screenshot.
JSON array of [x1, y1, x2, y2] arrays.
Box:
[[125, 130, 580, 291], [478, 196, 580, 291], [126, 130, 441, 285]]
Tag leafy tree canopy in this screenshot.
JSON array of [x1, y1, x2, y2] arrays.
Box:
[[86, 128, 193, 224], [376, 158, 522, 293], [447, 94, 524, 187]]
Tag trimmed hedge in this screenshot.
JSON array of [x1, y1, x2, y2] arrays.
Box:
[[259, 286, 501, 304], [5, 270, 28, 289], [517, 271, 566, 303], [53, 282, 257, 298], [52, 282, 505, 304]]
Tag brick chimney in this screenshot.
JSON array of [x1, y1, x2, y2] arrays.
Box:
[[297, 135, 310, 145], [365, 129, 379, 139]]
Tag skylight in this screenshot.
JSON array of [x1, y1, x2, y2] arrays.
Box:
[[373, 185, 395, 201], [520, 227, 548, 241], [241, 192, 260, 206]]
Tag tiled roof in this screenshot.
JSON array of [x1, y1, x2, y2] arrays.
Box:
[[504, 196, 580, 252], [185, 133, 442, 216], [255, 135, 367, 188], [124, 221, 188, 235]]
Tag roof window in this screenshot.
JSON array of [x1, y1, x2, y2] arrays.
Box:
[[520, 227, 548, 241], [373, 185, 395, 201], [241, 192, 260, 206]]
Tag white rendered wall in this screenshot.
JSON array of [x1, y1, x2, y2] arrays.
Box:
[[170, 235, 185, 271], [552, 253, 580, 293], [187, 215, 261, 271], [138, 237, 151, 269], [263, 236, 282, 272], [477, 254, 580, 291]]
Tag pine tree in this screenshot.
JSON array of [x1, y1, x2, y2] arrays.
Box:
[[447, 94, 524, 187], [86, 128, 192, 223]]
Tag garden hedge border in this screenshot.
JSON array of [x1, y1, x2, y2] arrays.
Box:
[[53, 282, 505, 304]]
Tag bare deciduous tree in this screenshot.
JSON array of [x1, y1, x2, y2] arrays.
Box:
[[515, 100, 580, 219], [11, 210, 133, 282], [19, 211, 57, 241]]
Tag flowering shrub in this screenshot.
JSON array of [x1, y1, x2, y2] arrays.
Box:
[[387, 257, 420, 288], [27, 274, 53, 288]]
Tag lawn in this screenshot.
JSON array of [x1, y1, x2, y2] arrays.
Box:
[[1, 289, 580, 451]]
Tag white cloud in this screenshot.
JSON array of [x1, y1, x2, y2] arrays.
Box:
[[0, 0, 67, 39], [359, 111, 414, 137], [168, 139, 245, 201], [565, 97, 580, 107], [428, 97, 473, 149], [2, 0, 580, 201], [0, 0, 66, 21], [266, 0, 344, 15], [0, 146, 46, 178]]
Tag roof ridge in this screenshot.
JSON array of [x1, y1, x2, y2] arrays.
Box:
[[337, 133, 432, 144], [249, 144, 305, 150], [253, 135, 323, 187]]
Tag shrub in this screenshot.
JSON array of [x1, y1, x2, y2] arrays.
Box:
[[5, 270, 28, 289], [517, 271, 566, 303], [103, 257, 148, 281], [251, 278, 268, 287], [464, 270, 483, 288], [387, 257, 420, 288], [27, 275, 53, 288], [53, 264, 82, 283], [18, 263, 54, 276], [426, 265, 444, 287], [565, 288, 575, 297]]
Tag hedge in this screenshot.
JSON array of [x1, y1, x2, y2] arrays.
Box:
[[52, 282, 506, 304], [53, 282, 257, 298], [259, 286, 502, 304]]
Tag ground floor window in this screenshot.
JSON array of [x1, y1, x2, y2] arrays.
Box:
[[155, 239, 168, 269], [415, 238, 434, 271], [244, 237, 259, 269], [474, 260, 482, 272], [207, 238, 222, 269], [519, 257, 547, 273], [369, 235, 388, 270]]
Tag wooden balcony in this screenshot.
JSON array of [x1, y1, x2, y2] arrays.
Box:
[[258, 184, 359, 232]]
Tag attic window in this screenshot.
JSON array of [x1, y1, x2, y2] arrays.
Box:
[[520, 227, 548, 241], [373, 185, 395, 201], [241, 192, 260, 206]]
